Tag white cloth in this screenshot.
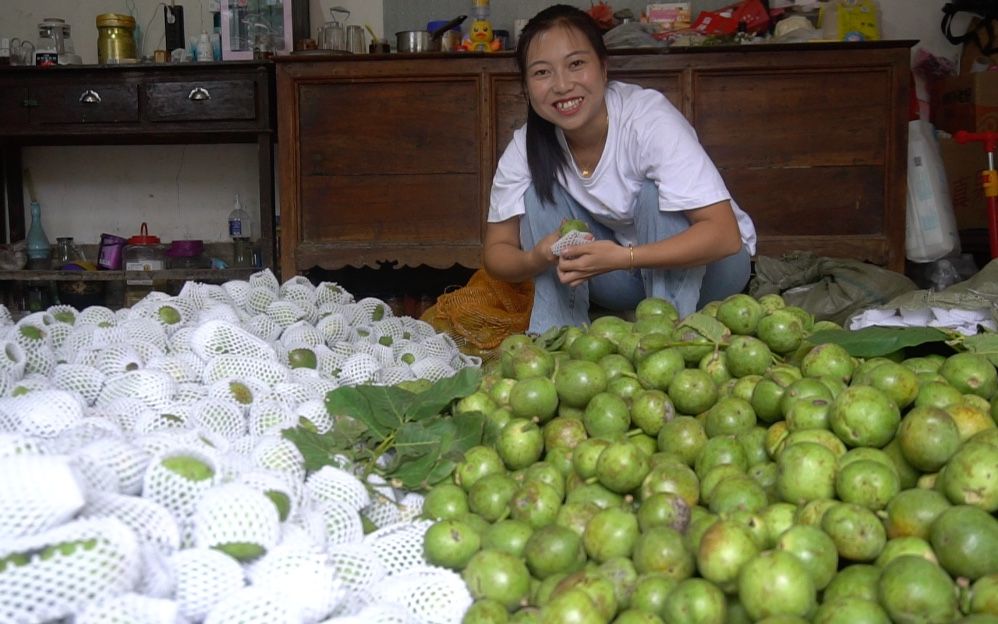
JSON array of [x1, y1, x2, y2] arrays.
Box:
[[489, 80, 757, 254]]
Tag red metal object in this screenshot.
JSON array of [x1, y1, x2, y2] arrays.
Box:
[[954, 130, 998, 258]]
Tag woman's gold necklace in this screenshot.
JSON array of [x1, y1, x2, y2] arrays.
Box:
[[568, 112, 609, 178]]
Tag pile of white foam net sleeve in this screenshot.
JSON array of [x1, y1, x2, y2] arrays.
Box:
[[0, 270, 476, 624]]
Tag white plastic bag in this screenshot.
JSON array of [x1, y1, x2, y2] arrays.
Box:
[[906, 119, 961, 263]]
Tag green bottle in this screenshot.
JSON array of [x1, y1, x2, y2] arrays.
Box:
[[26, 201, 51, 267]]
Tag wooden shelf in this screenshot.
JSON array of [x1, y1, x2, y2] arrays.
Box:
[[0, 268, 259, 282]]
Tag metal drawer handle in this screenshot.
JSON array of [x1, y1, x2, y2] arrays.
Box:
[[188, 87, 211, 101], [79, 89, 101, 104]]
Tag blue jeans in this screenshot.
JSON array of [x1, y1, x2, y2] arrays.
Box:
[[519, 181, 751, 333]]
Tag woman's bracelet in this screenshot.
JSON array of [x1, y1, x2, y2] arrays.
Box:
[[628, 244, 635, 271]]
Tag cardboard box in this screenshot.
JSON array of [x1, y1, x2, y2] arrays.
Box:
[[939, 136, 989, 230], [932, 71, 998, 135]]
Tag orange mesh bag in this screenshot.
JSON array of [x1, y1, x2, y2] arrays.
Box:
[[422, 269, 533, 358]]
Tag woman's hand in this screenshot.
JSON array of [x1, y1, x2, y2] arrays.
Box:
[[557, 240, 629, 287], [531, 229, 562, 269]]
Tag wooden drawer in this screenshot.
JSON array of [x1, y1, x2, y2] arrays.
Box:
[[143, 79, 257, 122], [32, 83, 138, 124], [0, 84, 30, 128]]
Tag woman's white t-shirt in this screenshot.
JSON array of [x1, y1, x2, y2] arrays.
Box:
[[489, 80, 757, 255]]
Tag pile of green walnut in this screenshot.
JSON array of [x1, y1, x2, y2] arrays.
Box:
[[417, 293, 998, 624]]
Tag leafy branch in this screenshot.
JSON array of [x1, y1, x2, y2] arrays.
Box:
[[282, 367, 484, 491]]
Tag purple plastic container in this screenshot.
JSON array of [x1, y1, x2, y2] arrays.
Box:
[[97, 233, 127, 270]]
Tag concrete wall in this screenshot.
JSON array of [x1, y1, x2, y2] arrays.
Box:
[[0, 1, 966, 246]]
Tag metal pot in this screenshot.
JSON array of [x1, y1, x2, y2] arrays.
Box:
[[395, 15, 466, 53]]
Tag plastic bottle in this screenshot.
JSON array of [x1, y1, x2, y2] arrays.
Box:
[[25, 201, 51, 268], [196, 32, 213, 61], [228, 193, 251, 239]]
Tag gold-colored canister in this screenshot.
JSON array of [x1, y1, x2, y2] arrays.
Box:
[[96, 13, 136, 64]]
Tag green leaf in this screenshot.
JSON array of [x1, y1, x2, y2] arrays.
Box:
[[961, 332, 998, 366], [426, 459, 458, 487], [325, 386, 411, 439], [395, 419, 451, 459], [389, 450, 439, 490], [678, 312, 730, 344], [281, 428, 341, 473], [406, 367, 483, 422], [449, 410, 486, 456], [806, 326, 951, 358]]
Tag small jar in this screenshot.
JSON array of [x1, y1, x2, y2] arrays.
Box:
[[96, 13, 137, 64], [124, 223, 167, 306], [231, 237, 253, 268]]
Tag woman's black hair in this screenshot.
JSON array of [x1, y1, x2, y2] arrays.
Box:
[[515, 4, 609, 205]]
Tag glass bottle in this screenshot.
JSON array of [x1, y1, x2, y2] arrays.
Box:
[[231, 237, 252, 267], [25, 201, 51, 268], [54, 236, 81, 269]]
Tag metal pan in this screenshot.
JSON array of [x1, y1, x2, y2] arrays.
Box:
[[395, 15, 466, 53]]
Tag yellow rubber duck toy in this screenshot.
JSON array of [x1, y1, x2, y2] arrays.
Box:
[[462, 17, 502, 52]]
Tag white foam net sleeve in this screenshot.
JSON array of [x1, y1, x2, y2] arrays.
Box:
[[281, 320, 325, 349], [71, 454, 123, 494], [0, 432, 45, 458], [0, 516, 141, 623], [250, 269, 281, 293], [75, 437, 151, 496], [396, 493, 425, 524], [363, 520, 433, 577], [325, 602, 416, 624], [0, 339, 27, 380], [251, 436, 306, 484], [169, 547, 245, 622], [247, 286, 278, 315], [192, 398, 249, 440], [239, 469, 300, 522], [0, 454, 86, 539], [551, 229, 596, 256], [192, 483, 281, 557], [338, 353, 380, 386], [315, 282, 354, 307], [279, 276, 316, 299], [76, 305, 118, 327], [74, 592, 182, 624], [202, 354, 290, 387], [249, 399, 294, 436], [93, 344, 146, 377], [294, 398, 332, 434], [122, 317, 170, 352], [195, 302, 246, 327], [310, 500, 363, 548], [46, 416, 123, 455], [11, 389, 84, 438], [267, 300, 308, 329], [409, 357, 456, 383], [203, 585, 302, 624], [316, 313, 351, 346], [246, 313, 284, 342], [141, 448, 219, 537], [325, 542, 388, 608], [368, 566, 472, 624], [81, 491, 181, 555], [97, 369, 178, 413], [189, 320, 277, 362], [247, 549, 344, 622], [50, 363, 106, 407], [146, 355, 200, 385], [379, 365, 416, 386], [305, 465, 371, 512]]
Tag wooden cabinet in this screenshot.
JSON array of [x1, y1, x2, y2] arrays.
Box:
[[0, 62, 276, 311], [277, 41, 912, 278]]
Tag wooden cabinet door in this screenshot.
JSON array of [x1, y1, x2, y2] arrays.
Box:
[[293, 76, 483, 268]]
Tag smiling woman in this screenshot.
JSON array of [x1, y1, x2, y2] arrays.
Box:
[[482, 4, 756, 334]]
